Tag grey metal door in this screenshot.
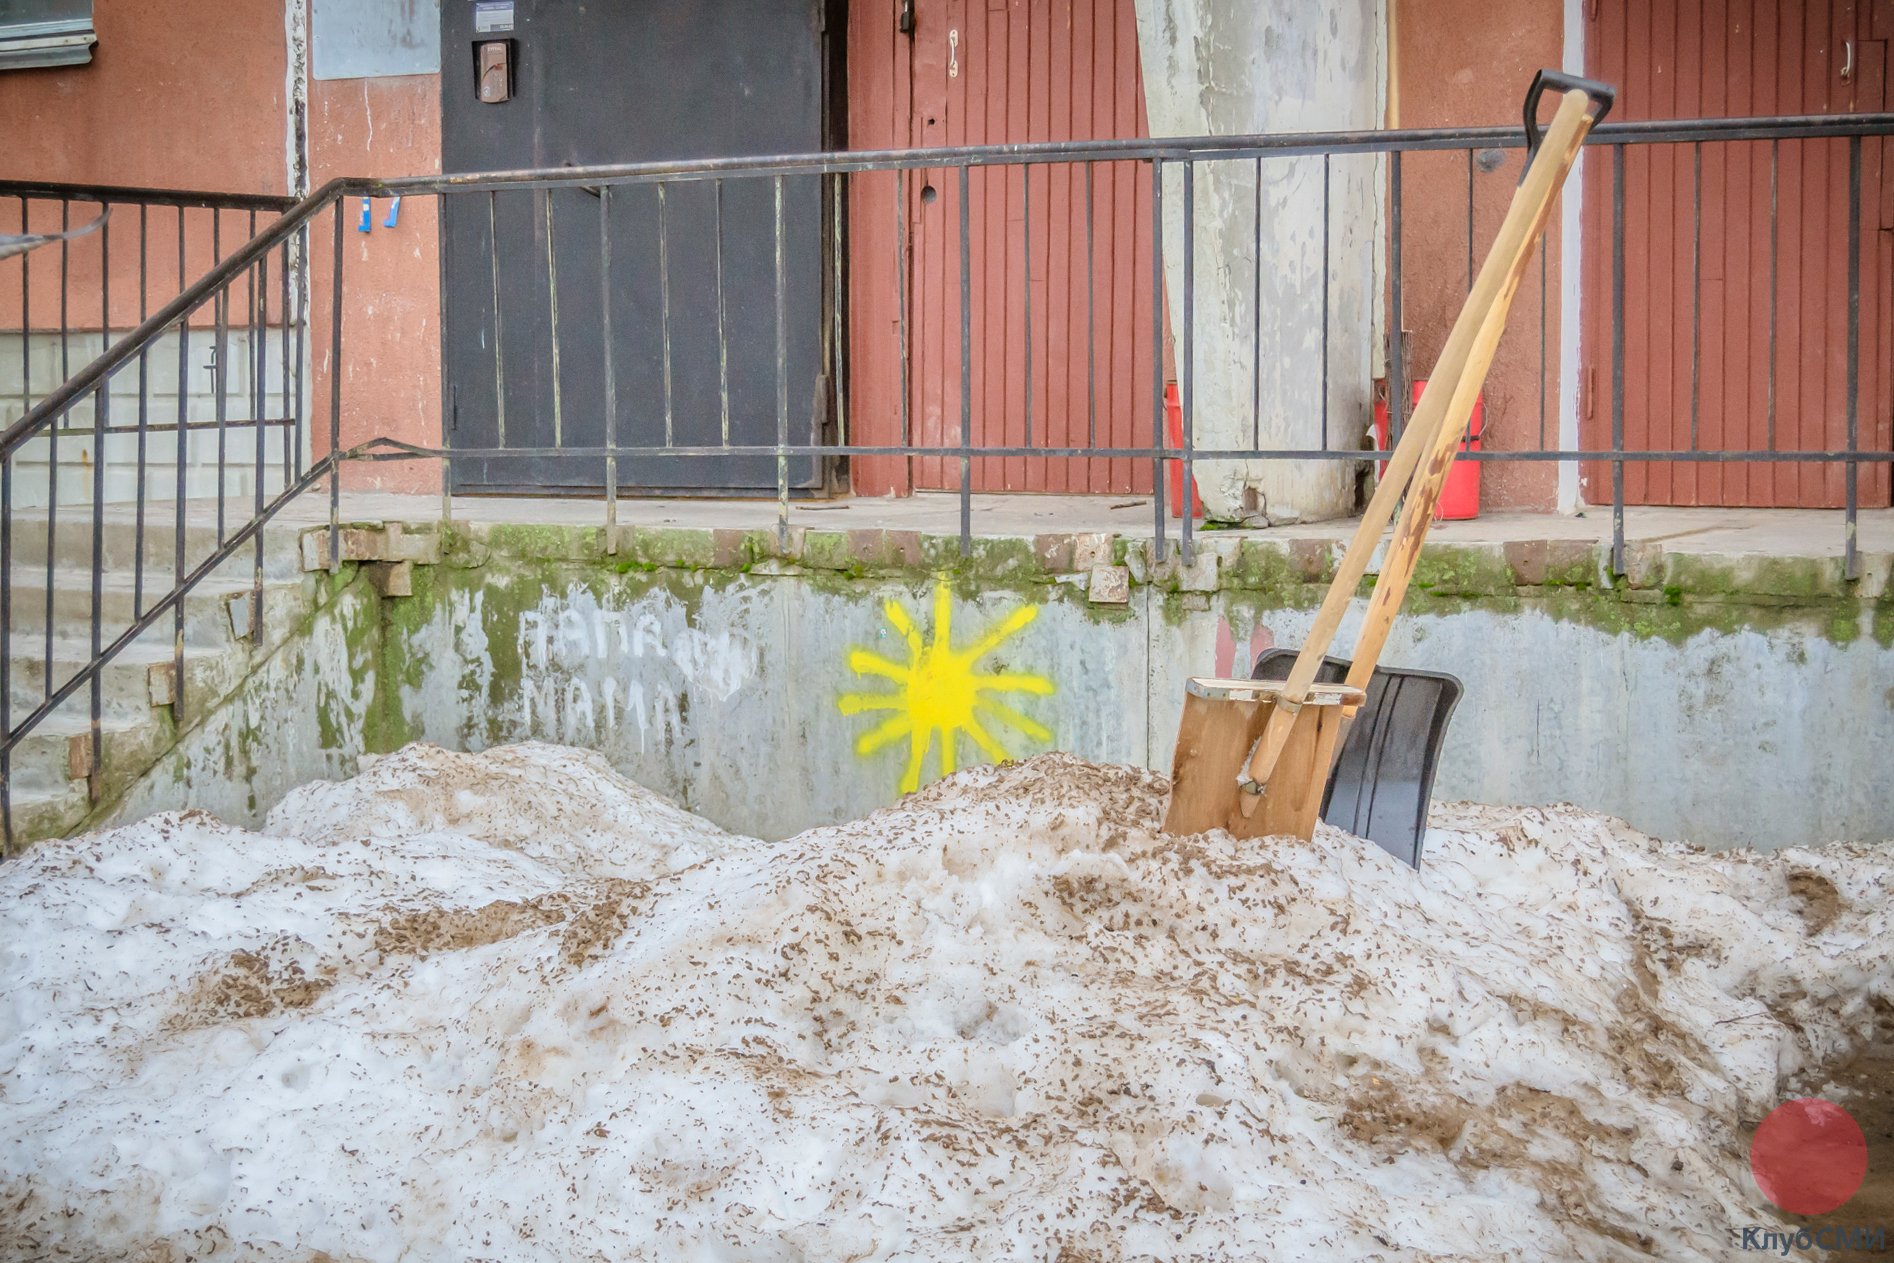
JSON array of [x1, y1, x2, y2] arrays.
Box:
[[441, 0, 833, 494]]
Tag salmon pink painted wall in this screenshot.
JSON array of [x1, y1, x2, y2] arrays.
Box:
[[308, 74, 443, 494], [0, 0, 291, 331]]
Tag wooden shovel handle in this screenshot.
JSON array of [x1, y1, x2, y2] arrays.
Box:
[[1342, 89, 1599, 695], [1236, 87, 1601, 806]]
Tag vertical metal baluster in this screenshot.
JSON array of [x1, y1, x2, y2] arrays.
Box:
[[1252, 156, 1262, 450], [281, 236, 294, 495], [1023, 162, 1034, 455], [16, 195, 28, 412], [829, 172, 847, 449], [1085, 162, 1097, 456], [328, 201, 343, 574], [1, 452, 10, 849], [1180, 161, 1195, 563], [1610, 146, 1627, 576], [45, 201, 66, 690], [600, 186, 618, 554], [776, 176, 791, 549], [435, 195, 450, 529], [1538, 225, 1548, 449], [715, 181, 731, 450], [90, 211, 109, 792], [1690, 143, 1701, 460], [173, 215, 189, 720], [488, 191, 506, 449], [658, 183, 673, 451], [1768, 139, 1779, 454], [1389, 151, 1405, 448], [98, 199, 110, 363], [1465, 147, 1475, 292], [88, 379, 105, 800], [958, 164, 972, 555], [1320, 154, 1331, 451], [252, 234, 267, 641], [134, 205, 149, 618], [1844, 136, 1862, 581], [544, 189, 564, 451], [896, 168, 911, 450], [213, 214, 228, 543], [295, 224, 308, 480], [1151, 158, 1166, 559], [58, 198, 69, 384]]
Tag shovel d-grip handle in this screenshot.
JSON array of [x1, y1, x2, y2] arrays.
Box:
[[1522, 70, 1614, 173]]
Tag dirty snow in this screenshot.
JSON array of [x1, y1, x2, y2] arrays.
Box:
[[1, 743, 1890, 1261]]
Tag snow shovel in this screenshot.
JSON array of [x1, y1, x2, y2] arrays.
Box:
[[1250, 647, 1462, 867], [1163, 71, 1613, 842]]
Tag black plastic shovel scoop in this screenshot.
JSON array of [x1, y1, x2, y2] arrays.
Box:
[[1250, 648, 1462, 868]]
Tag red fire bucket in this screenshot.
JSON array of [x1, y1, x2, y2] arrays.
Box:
[[1372, 379, 1483, 521]]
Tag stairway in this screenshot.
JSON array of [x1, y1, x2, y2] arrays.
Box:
[[3, 508, 317, 849]]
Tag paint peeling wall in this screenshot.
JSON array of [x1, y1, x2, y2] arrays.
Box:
[[1132, 0, 1384, 523]]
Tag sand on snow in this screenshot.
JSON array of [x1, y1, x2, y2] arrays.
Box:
[[0, 743, 1890, 1261]]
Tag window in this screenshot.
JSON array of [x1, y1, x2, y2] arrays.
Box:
[[0, 0, 95, 71]]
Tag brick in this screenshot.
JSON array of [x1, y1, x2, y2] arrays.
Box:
[[1087, 564, 1131, 605]]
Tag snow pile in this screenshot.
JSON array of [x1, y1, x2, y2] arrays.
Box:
[[1, 743, 1890, 1261]]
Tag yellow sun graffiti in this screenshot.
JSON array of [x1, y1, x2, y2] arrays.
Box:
[[838, 583, 1056, 794]]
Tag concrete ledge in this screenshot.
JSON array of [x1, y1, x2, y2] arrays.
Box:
[[326, 517, 1890, 651]]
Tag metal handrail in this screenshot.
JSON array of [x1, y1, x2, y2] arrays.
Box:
[[0, 178, 296, 212], [5, 109, 1890, 848], [12, 108, 1890, 461]]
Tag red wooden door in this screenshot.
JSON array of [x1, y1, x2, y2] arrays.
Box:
[[847, 0, 1157, 495], [1583, 0, 1894, 508]]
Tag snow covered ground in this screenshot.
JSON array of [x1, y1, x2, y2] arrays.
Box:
[[1, 743, 1889, 1261]]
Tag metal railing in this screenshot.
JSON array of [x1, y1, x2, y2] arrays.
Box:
[[3, 111, 1890, 847], [0, 180, 309, 843]]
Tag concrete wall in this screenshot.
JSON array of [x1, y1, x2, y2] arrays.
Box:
[[1133, 0, 1384, 524], [107, 520, 1894, 852]]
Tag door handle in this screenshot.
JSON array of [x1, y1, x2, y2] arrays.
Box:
[[949, 27, 959, 79], [1843, 39, 1855, 82]]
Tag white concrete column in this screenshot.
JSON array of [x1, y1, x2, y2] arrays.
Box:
[[1133, 0, 1383, 523]]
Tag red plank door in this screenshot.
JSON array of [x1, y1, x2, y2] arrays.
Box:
[[1583, 0, 1894, 508], [847, 0, 1158, 495]]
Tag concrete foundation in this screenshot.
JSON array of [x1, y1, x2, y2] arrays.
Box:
[[97, 509, 1894, 852]]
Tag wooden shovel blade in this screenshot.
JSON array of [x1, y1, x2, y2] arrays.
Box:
[[1162, 679, 1358, 841]]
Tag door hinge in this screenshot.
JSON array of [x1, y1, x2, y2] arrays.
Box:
[[898, 0, 916, 35], [1585, 0, 1600, 19]]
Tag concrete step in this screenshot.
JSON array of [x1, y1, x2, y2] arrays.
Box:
[[7, 635, 247, 722], [6, 511, 305, 582], [3, 569, 313, 651], [1, 782, 91, 856], [3, 706, 171, 797]]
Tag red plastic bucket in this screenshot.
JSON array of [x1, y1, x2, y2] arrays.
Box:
[[1372, 378, 1483, 521]]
